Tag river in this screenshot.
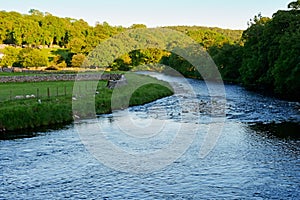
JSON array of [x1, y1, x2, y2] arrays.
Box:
[[1, 72, 299, 199]]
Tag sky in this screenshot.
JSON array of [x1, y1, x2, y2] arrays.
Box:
[[0, 0, 292, 30]]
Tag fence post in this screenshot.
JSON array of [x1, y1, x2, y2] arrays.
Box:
[[10, 90, 12, 100], [47, 87, 50, 98], [37, 88, 39, 98]]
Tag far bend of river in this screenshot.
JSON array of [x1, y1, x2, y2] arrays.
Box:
[[1, 72, 300, 199]]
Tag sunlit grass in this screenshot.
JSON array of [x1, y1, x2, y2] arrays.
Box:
[[0, 72, 173, 131]]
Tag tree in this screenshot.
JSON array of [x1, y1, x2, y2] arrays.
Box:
[[111, 58, 130, 71], [130, 24, 147, 29], [239, 15, 271, 88], [28, 9, 44, 16], [67, 38, 85, 54], [42, 14, 67, 47], [161, 53, 198, 78], [52, 49, 73, 67], [288, 0, 300, 10], [209, 43, 243, 82], [272, 29, 300, 99], [240, 8, 300, 100], [20, 16, 44, 46], [49, 55, 67, 68], [0, 46, 21, 67], [18, 48, 48, 68]]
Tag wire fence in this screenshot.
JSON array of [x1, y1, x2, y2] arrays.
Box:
[[0, 87, 70, 102], [0, 81, 98, 102]]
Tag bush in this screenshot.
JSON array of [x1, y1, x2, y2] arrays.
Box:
[[0, 46, 21, 67], [18, 48, 48, 68], [71, 54, 86, 68]]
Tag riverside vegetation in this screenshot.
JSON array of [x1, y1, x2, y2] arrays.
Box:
[[0, 73, 173, 132], [1, 1, 299, 101]]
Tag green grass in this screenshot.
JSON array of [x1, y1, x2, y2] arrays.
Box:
[[0, 81, 73, 101], [110, 73, 173, 108], [0, 72, 33, 76], [0, 80, 103, 102], [0, 72, 174, 132], [0, 71, 76, 76], [0, 71, 67, 76], [0, 97, 73, 131], [73, 73, 174, 117]]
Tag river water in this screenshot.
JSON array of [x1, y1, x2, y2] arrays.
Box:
[[1, 73, 299, 199]]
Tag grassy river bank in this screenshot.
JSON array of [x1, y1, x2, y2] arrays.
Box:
[[0, 72, 173, 133]]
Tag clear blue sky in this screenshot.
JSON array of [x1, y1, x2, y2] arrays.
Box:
[[0, 0, 291, 30]]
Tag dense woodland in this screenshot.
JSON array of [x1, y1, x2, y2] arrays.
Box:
[[0, 0, 299, 101]]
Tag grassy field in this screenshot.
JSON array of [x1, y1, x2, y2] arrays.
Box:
[[0, 71, 77, 76], [0, 72, 174, 132], [0, 72, 36, 76], [0, 81, 72, 101], [0, 70, 124, 101], [0, 80, 98, 102]]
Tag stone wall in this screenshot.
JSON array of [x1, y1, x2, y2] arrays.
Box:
[[106, 74, 128, 89], [0, 73, 124, 83]]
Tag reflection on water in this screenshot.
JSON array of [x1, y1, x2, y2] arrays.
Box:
[[1, 73, 299, 199], [1, 120, 299, 199], [0, 123, 71, 140], [250, 122, 300, 139]]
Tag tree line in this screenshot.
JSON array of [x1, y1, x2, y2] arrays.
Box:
[[0, 9, 125, 69], [106, 1, 299, 101], [0, 9, 242, 69], [164, 1, 299, 101], [0, 9, 124, 52], [210, 1, 300, 101]]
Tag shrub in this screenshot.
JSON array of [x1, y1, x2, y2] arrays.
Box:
[[18, 48, 48, 68], [71, 54, 86, 68]]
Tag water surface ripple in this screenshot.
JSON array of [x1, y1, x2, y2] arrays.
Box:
[[1, 73, 299, 199]]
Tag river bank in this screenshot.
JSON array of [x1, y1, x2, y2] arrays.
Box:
[[0, 73, 173, 133]]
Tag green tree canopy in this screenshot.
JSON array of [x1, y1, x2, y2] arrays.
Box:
[[0, 46, 21, 67], [130, 24, 147, 29], [288, 0, 300, 9], [17, 48, 48, 68], [240, 8, 300, 100]]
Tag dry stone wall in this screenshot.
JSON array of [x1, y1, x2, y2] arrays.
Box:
[[0, 74, 124, 83]]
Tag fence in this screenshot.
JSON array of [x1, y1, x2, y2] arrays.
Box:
[[0, 81, 99, 102], [0, 73, 124, 102]]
